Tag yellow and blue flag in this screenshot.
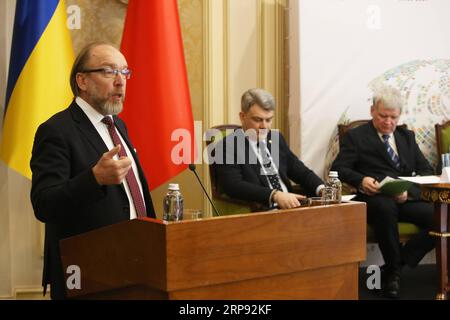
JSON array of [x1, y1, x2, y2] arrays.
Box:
[[0, 0, 74, 179]]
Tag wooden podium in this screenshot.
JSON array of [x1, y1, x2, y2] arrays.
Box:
[[60, 202, 366, 299]]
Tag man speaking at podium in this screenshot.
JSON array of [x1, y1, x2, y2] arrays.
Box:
[[30, 43, 155, 299]]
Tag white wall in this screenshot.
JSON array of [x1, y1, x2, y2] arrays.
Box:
[[296, 0, 450, 178]]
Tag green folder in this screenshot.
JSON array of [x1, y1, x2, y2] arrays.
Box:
[[379, 178, 413, 196]]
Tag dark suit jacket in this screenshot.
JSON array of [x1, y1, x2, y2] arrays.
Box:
[[214, 129, 323, 210], [30, 101, 155, 299], [331, 121, 434, 199]]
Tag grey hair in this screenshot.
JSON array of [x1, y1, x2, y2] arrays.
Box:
[[372, 85, 404, 113], [241, 88, 275, 112]]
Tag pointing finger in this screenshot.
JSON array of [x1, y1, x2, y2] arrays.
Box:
[[103, 145, 121, 159]]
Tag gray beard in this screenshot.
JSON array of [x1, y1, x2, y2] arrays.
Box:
[[91, 98, 123, 116], [100, 100, 123, 115]]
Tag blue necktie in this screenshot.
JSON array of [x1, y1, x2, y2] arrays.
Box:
[[382, 134, 401, 169]]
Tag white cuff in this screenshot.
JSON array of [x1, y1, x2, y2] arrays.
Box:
[[315, 184, 325, 196]]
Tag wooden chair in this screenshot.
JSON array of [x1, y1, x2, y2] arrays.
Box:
[[435, 120, 450, 173], [337, 120, 420, 243]]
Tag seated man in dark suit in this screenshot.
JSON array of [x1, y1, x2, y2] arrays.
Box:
[[331, 85, 435, 299], [214, 88, 324, 211], [30, 42, 155, 299]]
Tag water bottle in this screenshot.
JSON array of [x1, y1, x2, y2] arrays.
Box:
[[163, 183, 184, 221], [326, 171, 342, 203]]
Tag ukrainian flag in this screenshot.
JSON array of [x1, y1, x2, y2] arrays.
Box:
[[0, 0, 74, 179]]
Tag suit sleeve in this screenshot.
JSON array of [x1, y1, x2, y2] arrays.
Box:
[[331, 131, 366, 188], [30, 122, 107, 224], [216, 163, 273, 206], [214, 136, 273, 206]]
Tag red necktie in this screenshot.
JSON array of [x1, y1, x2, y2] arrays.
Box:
[[102, 116, 147, 217]]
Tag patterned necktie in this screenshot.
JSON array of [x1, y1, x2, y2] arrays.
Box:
[[382, 134, 401, 169], [102, 116, 147, 217], [258, 140, 282, 191]]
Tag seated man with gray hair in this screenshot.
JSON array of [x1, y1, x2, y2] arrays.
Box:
[[331, 85, 435, 299], [214, 88, 324, 211]]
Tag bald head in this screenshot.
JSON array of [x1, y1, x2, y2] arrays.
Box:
[[84, 44, 127, 73]]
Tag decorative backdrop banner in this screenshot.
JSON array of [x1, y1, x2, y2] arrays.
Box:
[[297, 0, 450, 178]]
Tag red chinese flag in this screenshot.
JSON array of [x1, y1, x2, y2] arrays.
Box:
[[121, 0, 195, 190]]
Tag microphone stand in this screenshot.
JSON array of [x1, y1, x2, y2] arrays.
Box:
[[189, 164, 221, 216]]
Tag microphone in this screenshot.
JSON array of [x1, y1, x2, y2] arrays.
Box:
[[188, 164, 221, 216]]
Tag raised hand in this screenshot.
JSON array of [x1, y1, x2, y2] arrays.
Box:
[[92, 145, 132, 185]]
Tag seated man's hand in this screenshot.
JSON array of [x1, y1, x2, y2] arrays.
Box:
[[273, 191, 306, 209], [360, 177, 380, 196], [92, 145, 132, 185], [394, 191, 408, 203]]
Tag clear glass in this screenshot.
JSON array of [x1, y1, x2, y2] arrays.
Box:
[[183, 209, 203, 220], [442, 153, 450, 168], [308, 197, 331, 206]]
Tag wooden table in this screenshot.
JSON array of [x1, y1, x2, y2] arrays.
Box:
[[421, 183, 450, 300], [60, 202, 366, 300]]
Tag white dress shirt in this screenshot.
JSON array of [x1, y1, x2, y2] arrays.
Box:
[[76, 96, 144, 219]]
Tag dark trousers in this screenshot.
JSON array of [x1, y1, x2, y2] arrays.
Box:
[[49, 280, 66, 300], [356, 194, 435, 274], [48, 254, 67, 300]]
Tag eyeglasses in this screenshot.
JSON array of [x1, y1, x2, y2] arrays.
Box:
[[82, 67, 132, 79]]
